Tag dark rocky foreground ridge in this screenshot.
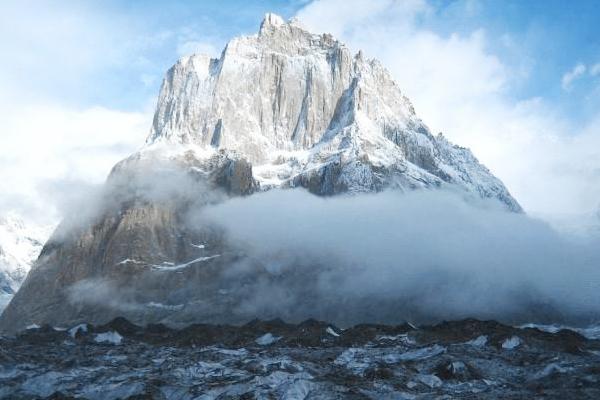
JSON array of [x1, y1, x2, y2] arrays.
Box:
[[1, 317, 600, 399]]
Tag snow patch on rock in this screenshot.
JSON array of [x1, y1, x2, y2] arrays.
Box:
[[94, 331, 123, 345], [502, 336, 521, 350], [255, 333, 281, 346], [68, 324, 88, 338]]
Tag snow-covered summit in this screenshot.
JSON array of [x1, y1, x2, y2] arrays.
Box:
[[259, 12, 286, 31], [145, 13, 520, 210]]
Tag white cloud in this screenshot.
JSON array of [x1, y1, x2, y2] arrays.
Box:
[[0, 2, 137, 104], [174, 25, 222, 58], [0, 102, 149, 224], [140, 73, 158, 87], [296, 0, 600, 216], [295, 0, 429, 35], [177, 40, 220, 57], [590, 63, 600, 77], [0, 1, 156, 224], [196, 189, 600, 325], [561, 63, 587, 90]]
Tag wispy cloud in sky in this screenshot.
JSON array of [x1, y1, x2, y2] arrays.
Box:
[[562, 63, 587, 90]]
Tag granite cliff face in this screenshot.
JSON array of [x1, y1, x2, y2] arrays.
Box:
[[0, 14, 521, 333], [148, 14, 521, 208]]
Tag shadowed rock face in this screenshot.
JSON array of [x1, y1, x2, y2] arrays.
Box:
[[0, 152, 257, 333], [1, 14, 523, 333]]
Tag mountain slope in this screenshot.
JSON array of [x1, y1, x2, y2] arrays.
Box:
[[0, 14, 521, 333], [0, 214, 51, 311]]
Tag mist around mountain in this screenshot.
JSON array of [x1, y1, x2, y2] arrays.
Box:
[[1, 14, 599, 335]]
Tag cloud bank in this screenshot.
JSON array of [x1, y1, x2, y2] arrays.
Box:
[[0, 105, 148, 224], [196, 189, 600, 326]]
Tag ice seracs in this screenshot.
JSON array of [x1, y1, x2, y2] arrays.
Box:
[[466, 335, 488, 347], [502, 336, 521, 350]]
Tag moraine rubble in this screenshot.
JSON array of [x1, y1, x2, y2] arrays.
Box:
[[1, 318, 600, 399]]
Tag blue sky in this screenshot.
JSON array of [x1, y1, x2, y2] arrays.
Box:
[[1, 0, 305, 110], [6, 0, 598, 118], [0, 0, 599, 222], [423, 0, 600, 121]]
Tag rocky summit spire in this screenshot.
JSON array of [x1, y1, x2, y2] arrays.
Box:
[[147, 13, 357, 160], [146, 14, 520, 210], [259, 12, 286, 33]]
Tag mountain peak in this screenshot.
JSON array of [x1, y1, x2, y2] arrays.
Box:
[[259, 12, 286, 32], [0, 11, 523, 334], [145, 11, 521, 211]]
